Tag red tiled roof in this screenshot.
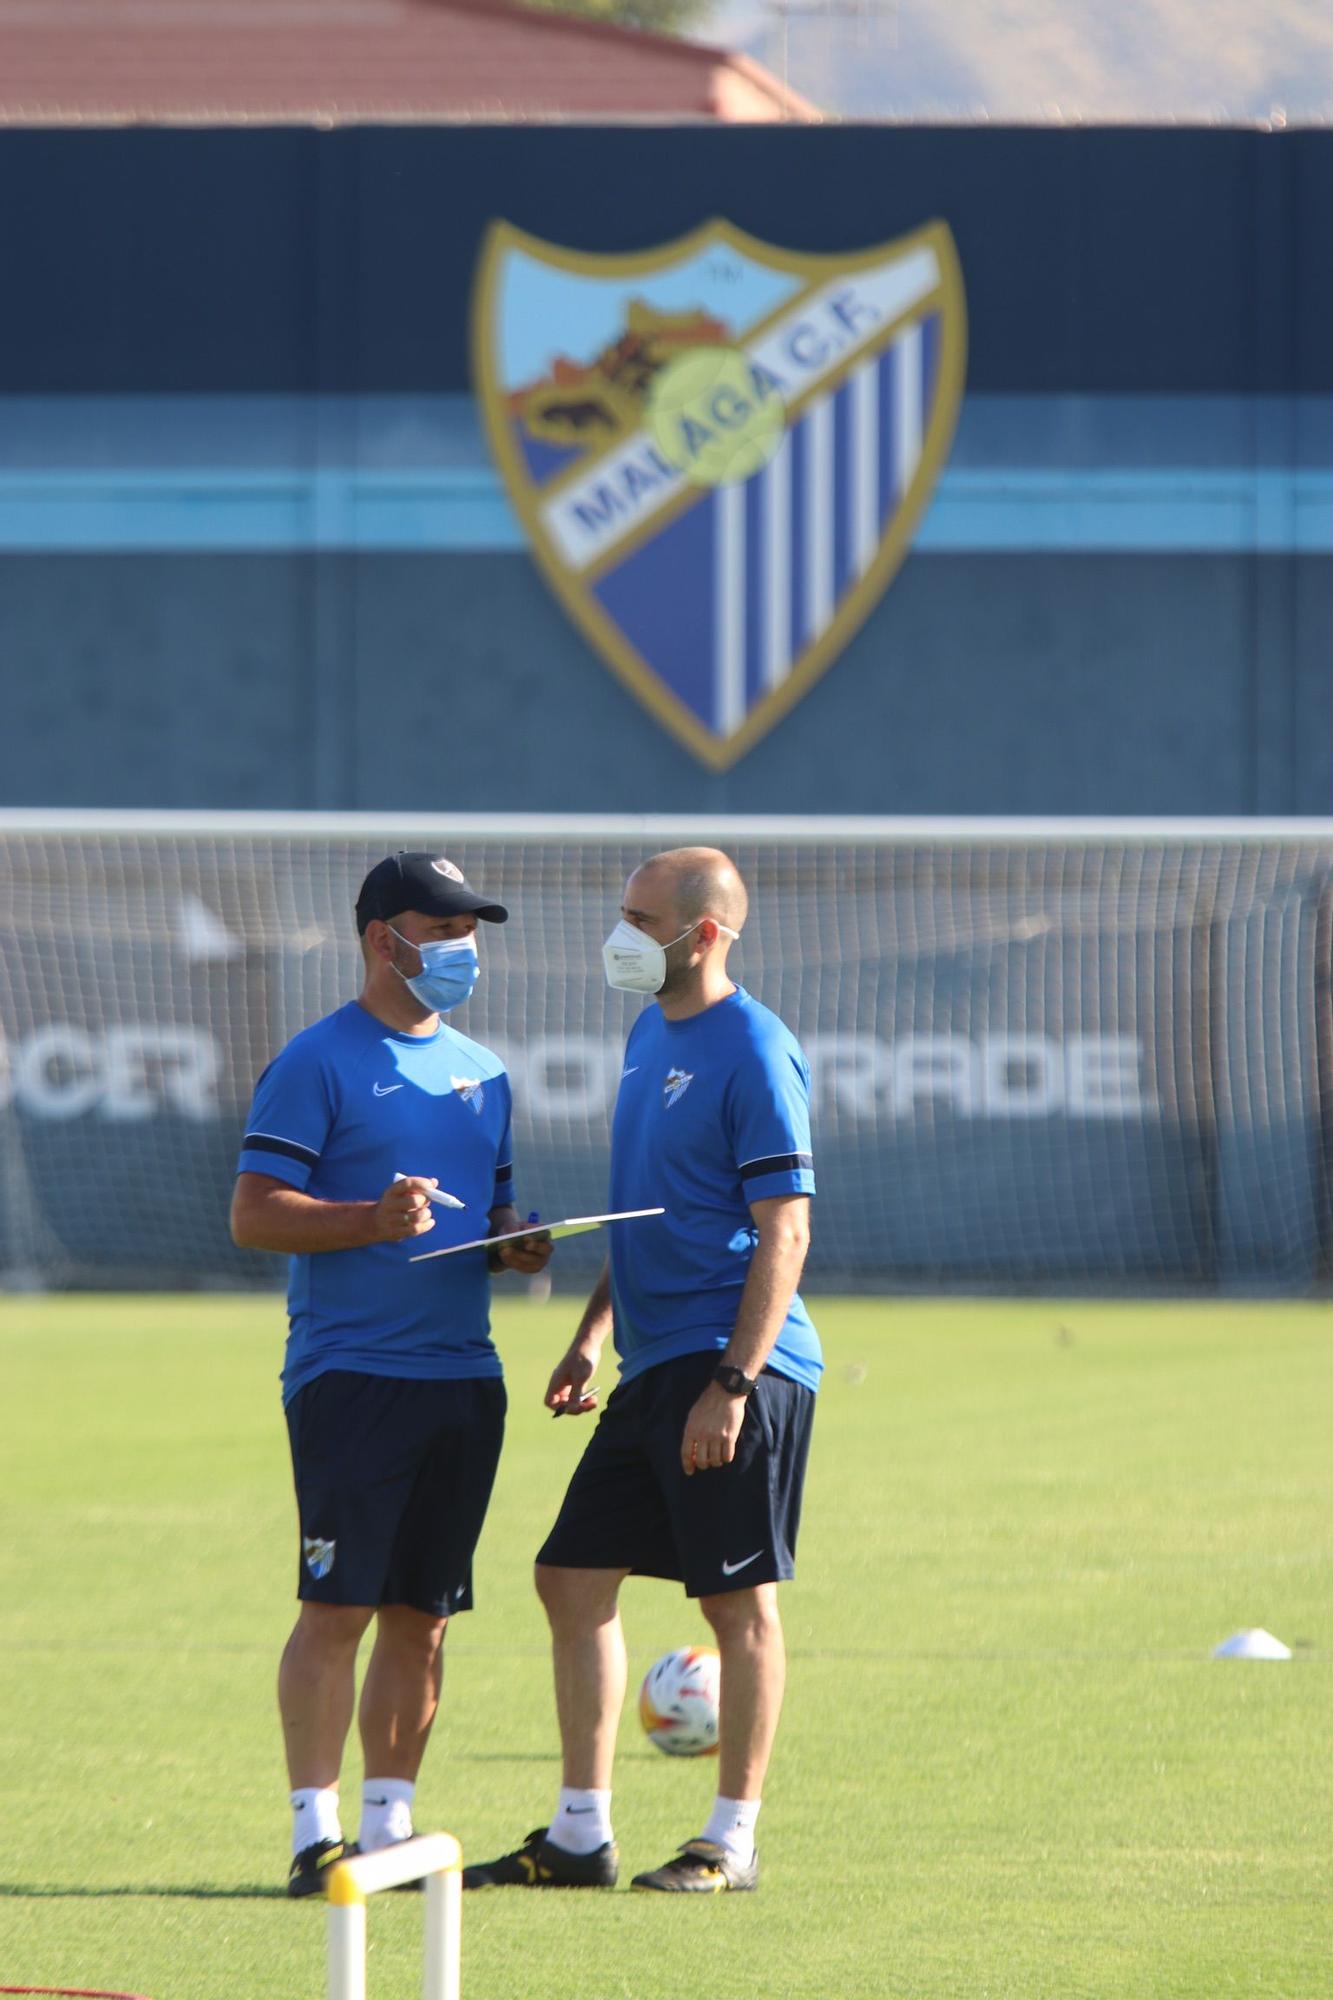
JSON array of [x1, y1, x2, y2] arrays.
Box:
[[0, 0, 819, 124]]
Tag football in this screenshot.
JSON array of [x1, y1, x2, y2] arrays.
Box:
[[638, 1644, 721, 1757]]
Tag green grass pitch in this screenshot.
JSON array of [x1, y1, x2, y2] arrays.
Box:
[[1, 1294, 1329, 1999]]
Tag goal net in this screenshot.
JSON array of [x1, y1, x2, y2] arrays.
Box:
[[0, 813, 1329, 1291]]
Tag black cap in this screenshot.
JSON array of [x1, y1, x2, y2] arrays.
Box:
[[355, 852, 508, 934]]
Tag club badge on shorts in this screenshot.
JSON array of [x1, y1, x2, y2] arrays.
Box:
[[472, 216, 966, 769], [303, 1535, 336, 1580]]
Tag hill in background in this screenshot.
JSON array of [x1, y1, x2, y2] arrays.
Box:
[[709, 0, 1332, 120]]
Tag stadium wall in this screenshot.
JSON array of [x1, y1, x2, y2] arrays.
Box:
[[1, 126, 1331, 815]]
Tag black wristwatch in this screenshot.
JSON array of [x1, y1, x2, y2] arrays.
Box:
[[712, 1362, 758, 1398]]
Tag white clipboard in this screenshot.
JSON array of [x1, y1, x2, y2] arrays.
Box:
[[409, 1206, 665, 1262]]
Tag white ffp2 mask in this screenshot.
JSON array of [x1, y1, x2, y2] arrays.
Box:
[[601, 917, 738, 995]]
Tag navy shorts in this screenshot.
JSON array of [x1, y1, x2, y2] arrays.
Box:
[[536, 1350, 815, 1598], [285, 1370, 506, 1616]]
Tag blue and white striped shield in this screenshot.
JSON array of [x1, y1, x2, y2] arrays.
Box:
[[472, 219, 966, 770]]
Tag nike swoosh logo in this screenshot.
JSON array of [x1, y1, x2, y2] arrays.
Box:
[[564, 1805, 596, 1814], [364, 1797, 389, 1807], [621, 1066, 639, 1078], [720, 1550, 764, 1576], [373, 1082, 403, 1096]]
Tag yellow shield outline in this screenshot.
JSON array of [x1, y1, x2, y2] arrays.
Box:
[[471, 216, 967, 772]]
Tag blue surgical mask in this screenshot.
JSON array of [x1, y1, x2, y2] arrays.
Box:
[[388, 926, 480, 1014]]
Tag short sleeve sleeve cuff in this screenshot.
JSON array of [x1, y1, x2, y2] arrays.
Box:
[[740, 1151, 816, 1203], [237, 1131, 320, 1192], [492, 1159, 515, 1206]]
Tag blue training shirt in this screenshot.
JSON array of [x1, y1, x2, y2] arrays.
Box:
[[607, 985, 821, 1393], [236, 1001, 514, 1403]]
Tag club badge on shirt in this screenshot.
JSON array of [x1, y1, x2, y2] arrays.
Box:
[[663, 1067, 694, 1108], [452, 1075, 485, 1114]]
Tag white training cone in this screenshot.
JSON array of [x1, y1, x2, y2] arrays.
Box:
[[1212, 1628, 1292, 1661]]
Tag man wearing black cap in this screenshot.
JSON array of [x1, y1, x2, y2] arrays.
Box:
[[231, 852, 551, 1899]]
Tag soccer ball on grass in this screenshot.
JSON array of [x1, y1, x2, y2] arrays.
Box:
[[638, 1645, 721, 1758]]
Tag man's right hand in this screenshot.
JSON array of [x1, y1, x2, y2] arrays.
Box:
[[545, 1340, 602, 1417], [374, 1176, 438, 1242]]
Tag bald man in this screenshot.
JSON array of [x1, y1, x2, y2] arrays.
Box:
[[465, 848, 820, 1896]]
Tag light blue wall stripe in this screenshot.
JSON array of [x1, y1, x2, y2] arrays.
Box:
[[0, 471, 520, 553], [2, 395, 1331, 554], [5, 465, 1333, 553]]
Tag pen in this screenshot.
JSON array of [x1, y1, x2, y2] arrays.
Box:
[[552, 1386, 599, 1419], [394, 1173, 465, 1211]]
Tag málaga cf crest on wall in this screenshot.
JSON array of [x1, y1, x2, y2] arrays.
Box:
[[472, 219, 966, 771]]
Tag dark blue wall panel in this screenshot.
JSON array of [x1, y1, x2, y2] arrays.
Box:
[[0, 125, 1323, 394]]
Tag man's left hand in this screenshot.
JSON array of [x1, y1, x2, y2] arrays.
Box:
[[680, 1382, 747, 1477], [487, 1206, 554, 1275], [495, 1230, 553, 1275]]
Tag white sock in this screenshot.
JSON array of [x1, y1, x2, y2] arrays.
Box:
[[701, 1795, 761, 1867], [291, 1787, 341, 1856], [359, 1777, 415, 1851], [549, 1786, 613, 1855]]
